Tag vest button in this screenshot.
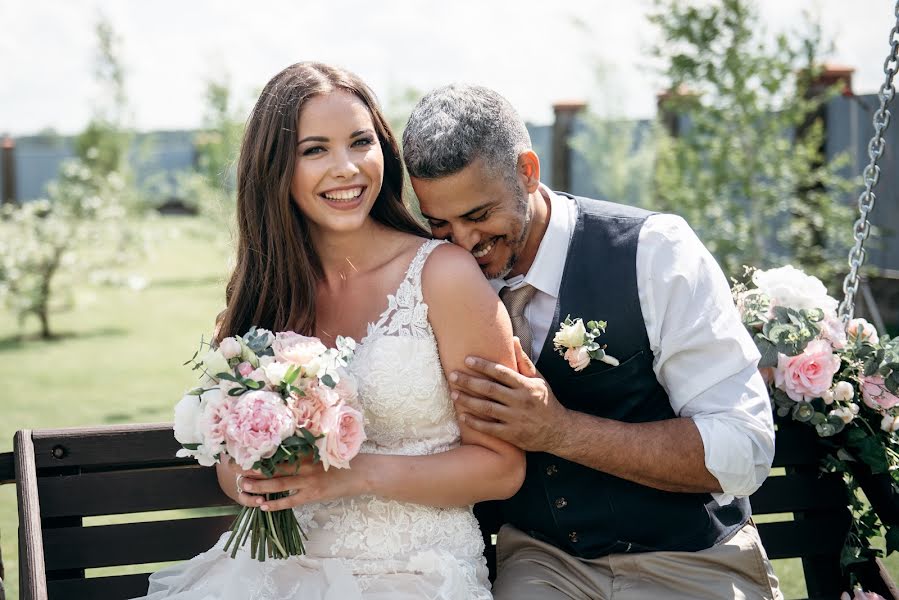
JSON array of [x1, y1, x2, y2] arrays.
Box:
[[569, 531, 579, 543], [545, 464, 558, 476], [554, 497, 568, 509]]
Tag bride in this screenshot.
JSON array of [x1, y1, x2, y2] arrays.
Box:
[[133, 62, 525, 599]]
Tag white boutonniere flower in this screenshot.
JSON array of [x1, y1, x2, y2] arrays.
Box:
[[553, 315, 619, 372]]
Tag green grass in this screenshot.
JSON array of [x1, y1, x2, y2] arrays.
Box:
[[0, 215, 896, 598], [0, 216, 230, 600]]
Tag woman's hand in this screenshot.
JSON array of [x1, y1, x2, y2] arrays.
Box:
[[236, 455, 370, 511]]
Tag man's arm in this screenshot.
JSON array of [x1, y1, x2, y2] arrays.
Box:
[[452, 214, 774, 498]]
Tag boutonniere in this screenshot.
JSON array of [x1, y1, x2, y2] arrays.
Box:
[[553, 315, 619, 372]]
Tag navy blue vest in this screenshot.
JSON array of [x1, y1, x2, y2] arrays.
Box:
[[486, 194, 750, 559]]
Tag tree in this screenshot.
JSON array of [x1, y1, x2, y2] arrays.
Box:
[[649, 0, 855, 284]]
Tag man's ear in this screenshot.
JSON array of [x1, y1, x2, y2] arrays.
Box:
[[517, 151, 541, 193]]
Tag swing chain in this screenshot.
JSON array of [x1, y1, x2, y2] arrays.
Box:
[[839, 0, 899, 323]]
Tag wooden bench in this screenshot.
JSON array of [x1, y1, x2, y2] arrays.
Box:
[[1, 421, 897, 600]]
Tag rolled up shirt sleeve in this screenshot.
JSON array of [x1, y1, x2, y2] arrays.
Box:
[[637, 214, 775, 505]]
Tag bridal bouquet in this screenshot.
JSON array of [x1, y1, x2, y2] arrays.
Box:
[[733, 265, 899, 567], [173, 327, 365, 560]]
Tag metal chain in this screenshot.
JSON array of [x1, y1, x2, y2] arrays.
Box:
[[839, 0, 899, 323]]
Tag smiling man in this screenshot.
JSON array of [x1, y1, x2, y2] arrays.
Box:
[[402, 84, 782, 600]]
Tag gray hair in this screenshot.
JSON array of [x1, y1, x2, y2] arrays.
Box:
[[402, 84, 532, 185]]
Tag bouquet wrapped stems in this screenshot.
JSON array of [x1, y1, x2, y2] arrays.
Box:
[[223, 493, 307, 560]]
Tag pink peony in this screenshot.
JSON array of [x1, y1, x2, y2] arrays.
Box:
[[564, 347, 590, 372], [774, 340, 841, 402], [272, 331, 327, 366], [198, 389, 234, 448], [223, 391, 295, 470], [219, 337, 242, 360], [315, 403, 366, 471], [861, 375, 899, 411]]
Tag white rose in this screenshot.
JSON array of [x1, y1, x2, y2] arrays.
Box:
[[554, 319, 587, 349], [881, 414, 899, 433], [201, 348, 231, 378], [752, 265, 839, 313], [821, 390, 835, 405], [830, 407, 855, 424], [173, 393, 204, 446], [219, 337, 242, 360], [847, 318, 880, 345], [833, 381, 854, 403], [564, 346, 591, 371], [263, 360, 291, 386]]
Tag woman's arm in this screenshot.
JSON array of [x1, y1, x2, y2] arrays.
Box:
[[239, 243, 526, 510]]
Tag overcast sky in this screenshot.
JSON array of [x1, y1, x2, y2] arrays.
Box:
[[0, 1, 892, 136]]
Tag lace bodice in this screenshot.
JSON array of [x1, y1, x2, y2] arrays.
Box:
[[292, 240, 487, 582]]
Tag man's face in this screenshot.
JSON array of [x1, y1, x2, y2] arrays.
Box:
[[412, 158, 531, 279]]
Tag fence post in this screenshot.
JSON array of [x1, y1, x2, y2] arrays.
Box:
[[551, 100, 586, 192], [1, 135, 16, 205]]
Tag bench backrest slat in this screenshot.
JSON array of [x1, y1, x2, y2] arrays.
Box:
[[38, 467, 234, 518], [43, 515, 234, 571]]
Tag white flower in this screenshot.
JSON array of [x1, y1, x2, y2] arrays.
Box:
[[599, 353, 620, 367], [833, 381, 855, 403], [830, 407, 855, 424], [821, 390, 835, 405], [219, 337, 242, 360], [554, 319, 587, 349], [849, 403, 860, 415], [173, 393, 204, 446], [881, 414, 899, 433], [201, 348, 231, 378], [847, 318, 880, 345], [263, 360, 291, 386], [752, 265, 839, 313], [564, 347, 591, 371]]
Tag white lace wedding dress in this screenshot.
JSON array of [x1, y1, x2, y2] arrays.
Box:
[[136, 239, 492, 600]]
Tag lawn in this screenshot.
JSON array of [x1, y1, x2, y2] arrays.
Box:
[[0, 215, 896, 599]]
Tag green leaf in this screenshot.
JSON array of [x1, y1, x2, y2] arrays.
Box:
[[886, 526, 899, 555], [756, 338, 779, 369], [321, 374, 336, 388], [216, 372, 241, 383], [182, 443, 200, 451]]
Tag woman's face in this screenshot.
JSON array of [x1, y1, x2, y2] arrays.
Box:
[[291, 90, 384, 237]]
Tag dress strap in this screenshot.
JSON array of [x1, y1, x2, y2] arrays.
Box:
[[404, 238, 448, 302]]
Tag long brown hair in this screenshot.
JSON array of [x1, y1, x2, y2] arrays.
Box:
[[216, 62, 428, 341]]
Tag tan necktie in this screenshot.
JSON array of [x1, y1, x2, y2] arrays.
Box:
[[500, 284, 538, 359]]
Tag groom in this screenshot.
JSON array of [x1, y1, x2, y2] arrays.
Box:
[[402, 85, 782, 599]]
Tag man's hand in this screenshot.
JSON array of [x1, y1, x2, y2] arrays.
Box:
[[450, 337, 570, 453]]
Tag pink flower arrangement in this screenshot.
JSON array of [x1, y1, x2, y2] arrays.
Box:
[[175, 327, 363, 560], [861, 376, 899, 411]]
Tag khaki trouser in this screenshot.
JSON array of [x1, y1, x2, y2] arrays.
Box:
[[492, 523, 783, 600]]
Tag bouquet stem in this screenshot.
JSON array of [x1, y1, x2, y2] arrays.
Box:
[[223, 492, 307, 560]]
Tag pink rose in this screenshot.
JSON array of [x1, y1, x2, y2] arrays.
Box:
[[237, 361, 254, 377], [564, 347, 590, 372], [774, 340, 841, 402], [291, 381, 340, 436], [333, 368, 359, 408], [223, 391, 295, 470], [315, 403, 366, 471], [272, 331, 327, 366], [847, 318, 880, 345], [861, 375, 899, 411]]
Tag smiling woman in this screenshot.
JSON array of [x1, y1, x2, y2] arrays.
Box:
[[126, 61, 524, 600]]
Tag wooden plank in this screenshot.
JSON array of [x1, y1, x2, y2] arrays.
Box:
[[43, 515, 234, 571], [47, 572, 151, 600], [31, 423, 185, 470], [38, 467, 231, 518], [15, 430, 48, 600], [0, 452, 14, 485], [757, 519, 846, 560], [749, 472, 846, 514]]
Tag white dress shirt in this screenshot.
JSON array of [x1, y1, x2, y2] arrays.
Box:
[[491, 187, 775, 504]]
